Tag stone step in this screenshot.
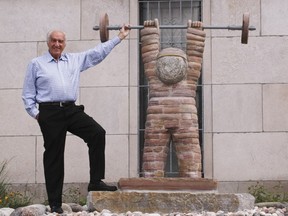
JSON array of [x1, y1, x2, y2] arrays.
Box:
[[118, 177, 217, 191], [87, 191, 255, 214], [87, 178, 255, 214]]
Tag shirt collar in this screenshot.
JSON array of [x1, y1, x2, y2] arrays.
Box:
[[45, 52, 68, 63]]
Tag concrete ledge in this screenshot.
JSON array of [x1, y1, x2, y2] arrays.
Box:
[[87, 191, 255, 213]]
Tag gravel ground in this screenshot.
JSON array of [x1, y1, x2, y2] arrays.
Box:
[[1, 202, 288, 216]]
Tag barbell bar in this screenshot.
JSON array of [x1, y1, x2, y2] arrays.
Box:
[[93, 13, 256, 44]]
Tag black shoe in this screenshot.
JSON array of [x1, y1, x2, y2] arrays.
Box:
[[50, 206, 63, 214], [88, 180, 118, 192]]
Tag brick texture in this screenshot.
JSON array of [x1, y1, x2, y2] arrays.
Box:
[[140, 20, 206, 178]]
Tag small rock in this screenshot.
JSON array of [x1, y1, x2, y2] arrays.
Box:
[[131, 211, 143, 216], [62, 203, 73, 213], [208, 212, 217, 216], [0, 208, 15, 216], [67, 203, 84, 212], [101, 209, 112, 216], [269, 208, 276, 214], [10, 204, 46, 216], [256, 203, 286, 209], [125, 211, 133, 216], [216, 211, 225, 216], [276, 210, 285, 216]]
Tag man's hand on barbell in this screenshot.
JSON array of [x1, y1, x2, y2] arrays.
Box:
[[118, 24, 131, 40]]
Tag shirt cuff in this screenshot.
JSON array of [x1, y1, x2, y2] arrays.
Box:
[[29, 108, 39, 119]]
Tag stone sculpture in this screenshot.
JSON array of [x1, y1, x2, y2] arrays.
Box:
[[140, 19, 206, 178]]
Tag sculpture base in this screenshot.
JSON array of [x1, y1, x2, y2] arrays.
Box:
[[87, 191, 255, 213], [87, 178, 255, 213], [118, 177, 217, 191]]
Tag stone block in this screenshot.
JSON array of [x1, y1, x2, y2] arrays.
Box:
[[262, 0, 288, 35], [212, 37, 288, 84], [212, 84, 262, 132], [202, 132, 213, 179], [210, 0, 259, 38], [81, 0, 130, 41], [0, 137, 36, 183], [0, 42, 36, 89], [129, 39, 140, 86], [105, 135, 129, 181], [118, 177, 217, 191], [213, 132, 288, 181], [0, 0, 80, 42], [80, 40, 130, 87], [128, 135, 139, 178], [80, 87, 129, 135], [87, 191, 255, 213], [0, 89, 40, 136], [129, 87, 138, 134], [263, 84, 288, 131]]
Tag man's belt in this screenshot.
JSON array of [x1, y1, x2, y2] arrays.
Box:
[[39, 101, 75, 107]]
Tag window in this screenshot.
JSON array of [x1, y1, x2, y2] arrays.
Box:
[[138, 0, 203, 177]]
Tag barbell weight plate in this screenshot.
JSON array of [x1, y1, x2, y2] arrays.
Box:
[[241, 13, 250, 44], [100, 13, 109, 42]]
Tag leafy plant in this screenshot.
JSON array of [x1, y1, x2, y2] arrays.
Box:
[[62, 186, 86, 205], [0, 160, 32, 208], [0, 160, 9, 196], [248, 182, 288, 203]]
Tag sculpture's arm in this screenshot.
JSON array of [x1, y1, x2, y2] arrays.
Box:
[[186, 21, 206, 82], [140, 19, 160, 81]]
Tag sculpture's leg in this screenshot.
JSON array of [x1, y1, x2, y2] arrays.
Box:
[[173, 128, 202, 178], [142, 125, 170, 177]]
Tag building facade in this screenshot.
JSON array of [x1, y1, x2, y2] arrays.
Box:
[[0, 0, 287, 202]]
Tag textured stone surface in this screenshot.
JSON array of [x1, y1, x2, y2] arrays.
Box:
[[87, 191, 255, 214], [156, 48, 188, 84], [140, 21, 206, 178], [11, 204, 47, 216], [118, 177, 217, 191]]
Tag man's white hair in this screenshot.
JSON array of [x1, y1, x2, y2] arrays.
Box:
[[46, 30, 66, 42]]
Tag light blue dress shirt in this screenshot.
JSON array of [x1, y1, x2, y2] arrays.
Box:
[[22, 36, 121, 118]]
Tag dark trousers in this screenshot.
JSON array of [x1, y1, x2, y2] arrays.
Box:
[[38, 104, 105, 207]]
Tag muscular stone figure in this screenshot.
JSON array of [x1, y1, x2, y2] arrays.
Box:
[[141, 19, 206, 178]]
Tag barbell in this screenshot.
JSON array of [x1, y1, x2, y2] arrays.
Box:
[[93, 13, 256, 44]]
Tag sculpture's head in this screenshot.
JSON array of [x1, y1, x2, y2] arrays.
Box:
[[156, 47, 187, 85]]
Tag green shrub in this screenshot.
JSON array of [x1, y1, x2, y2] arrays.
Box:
[[248, 182, 288, 203], [0, 160, 32, 208], [62, 186, 86, 206]]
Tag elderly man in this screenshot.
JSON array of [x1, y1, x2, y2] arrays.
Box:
[[22, 25, 130, 213]]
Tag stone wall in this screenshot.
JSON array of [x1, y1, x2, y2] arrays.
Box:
[[202, 0, 288, 192]]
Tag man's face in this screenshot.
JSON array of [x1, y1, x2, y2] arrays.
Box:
[[47, 31, 66, 60]]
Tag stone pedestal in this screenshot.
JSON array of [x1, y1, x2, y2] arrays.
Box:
[[87, 178, 255, 214], [87, 191, 255, 214], [118, 177, 217, 191]]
